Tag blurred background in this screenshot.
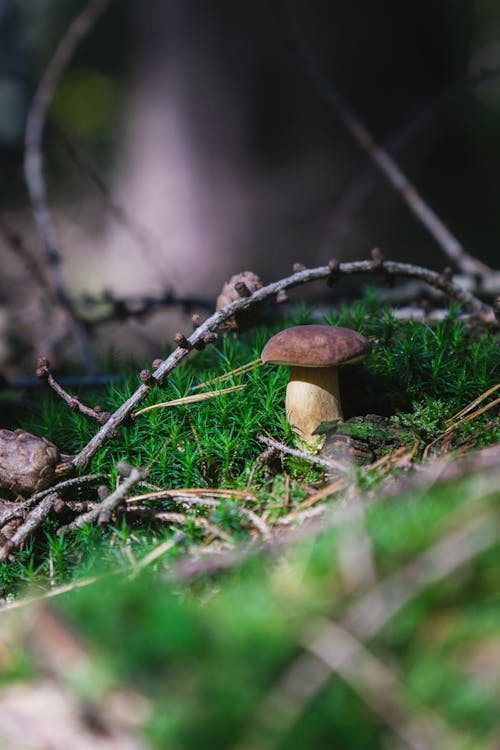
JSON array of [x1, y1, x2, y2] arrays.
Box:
[[0, 0, 499, 372]]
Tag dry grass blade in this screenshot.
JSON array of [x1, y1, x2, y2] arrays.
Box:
[[126, 488, 257, 503], [0, 575, 101, 613], [297, 478, 351, 510], [366, 443, 418, 473], [129, 532, 186, 576], [424, 391, 500, 459], [459, 395, 500, 423], [303, 620, 465, 750], [343, 510, 500, 640], [282, 443, 419, 519], [192, 359, 262, 391], [132, 384, 246, 417], [447, 383, 500, 423]]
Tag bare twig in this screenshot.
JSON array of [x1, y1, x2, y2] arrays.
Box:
[[129, 531, 186, 576], [72, 257, 494, 470], [342, 510, 500, 640], [77, 290, 213, 327], [35, 357, 112, 426], [126, 492, 269, 538], [125, 509, 234, 544], [0, 474, 104, 529], [58, 467, 145, 534], [0, 493, 58, 563], [303, 620, 465, 750], [2, 373, 123, 391], [257, 434, 349, 475], [239, 502, 499, 750], [56, 127, 174, 277], [289, 12, 496, 282], [24, 0, 111, 370], [128, 487, 257, 503], [326, 67, 500, 281], [0, 218, 53, 299]]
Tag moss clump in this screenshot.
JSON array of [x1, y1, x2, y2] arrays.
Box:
[[0, 299, 497, 595]]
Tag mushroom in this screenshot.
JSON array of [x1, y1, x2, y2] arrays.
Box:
[[261, 325, 371, 442]]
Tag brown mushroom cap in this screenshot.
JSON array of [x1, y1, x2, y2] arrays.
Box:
[[261, 325, 370, 367]]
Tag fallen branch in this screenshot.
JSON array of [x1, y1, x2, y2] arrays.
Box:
[[0, 493, 58, 563], [58, 466, 146, 535], [76, 290, 214, 327], [24, 0, 111, 370], [289, 12, 496, 282], [0, 474, 104, 529], [325, 67, 500, 281], [35, 357, 112, 427], [0, 219, 53, 300], [71, 256, 494, 470], [257, 434, 350, 475]]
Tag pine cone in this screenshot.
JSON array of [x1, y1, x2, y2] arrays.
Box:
[[216, 271, 263, 331], [0, 429, 61, 496]]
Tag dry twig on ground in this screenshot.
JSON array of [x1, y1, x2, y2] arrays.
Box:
[[0, 493, 58, 564], [58, 466, 146, 535]]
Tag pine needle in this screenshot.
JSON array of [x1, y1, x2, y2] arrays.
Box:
[[133, 384, 246, 417], [192, 359, 262, 391], [446, 383, 500, 423], [126, 487, 258, 503]]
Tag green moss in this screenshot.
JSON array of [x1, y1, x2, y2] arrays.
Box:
[[39, 470, 500, 749], [1, 299, 498, 596]]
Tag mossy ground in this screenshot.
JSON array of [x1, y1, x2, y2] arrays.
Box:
[[1, 468, 499, 749], [0, 295, 499, 747], [1, 295, 498, 595]]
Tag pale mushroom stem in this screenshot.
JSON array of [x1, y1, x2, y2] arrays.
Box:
[[285, 365, 342, 442]]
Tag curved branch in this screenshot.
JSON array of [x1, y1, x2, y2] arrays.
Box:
[[287, 5, 496, 282], [24, 0, 112, 370], [72, 257, 494, 469]]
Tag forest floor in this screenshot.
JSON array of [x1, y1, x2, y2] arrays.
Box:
[[0, 292, 499, 749]]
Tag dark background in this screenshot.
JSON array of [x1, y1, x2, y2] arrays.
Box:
[[0, 0, 499, 368]]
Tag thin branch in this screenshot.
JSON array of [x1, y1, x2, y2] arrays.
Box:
[[77, 291, 213, 327], [71, 257, 494, 469], [56, 127, 174, 277], [2, 373, 124, 391], [0, 218, 53, 299], [303, 620, 465, 750], [24, 0, 111, 370], [58, 467, 145, 534], [342, 510, 500, 640], [36, 357, 112, 426], [0, 493, 58, 563], [325, 66, 500, 271], [289, 10, 495, 281], [257, 434, 350, 475], [0, 474, 104, 528], [126, 493, 269, 538]]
